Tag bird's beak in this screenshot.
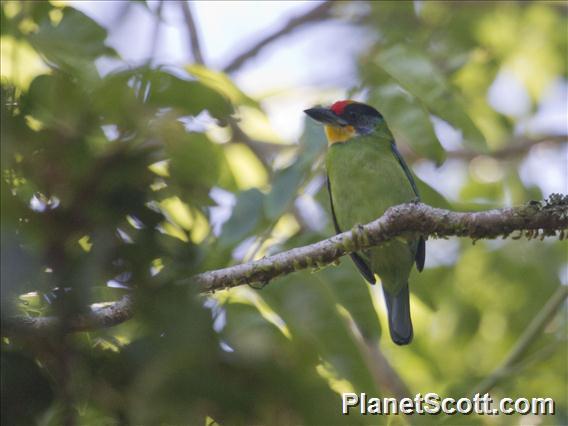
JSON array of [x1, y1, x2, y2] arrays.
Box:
[[304, 107, 348, 127]]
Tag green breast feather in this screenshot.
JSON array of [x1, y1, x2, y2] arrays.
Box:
[[326, 135, 424, 291]]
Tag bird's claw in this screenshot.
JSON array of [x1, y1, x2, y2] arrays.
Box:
[[248, 281, 268, 290]]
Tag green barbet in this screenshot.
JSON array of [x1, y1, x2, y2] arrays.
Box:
[[304, 100, 425, 345]]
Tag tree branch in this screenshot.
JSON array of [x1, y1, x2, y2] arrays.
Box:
[[2, 295, 133, 336], [180, 1, 205, 65], [194, 196, 568, 293], [222, 1, 335, 74], [446, 135, 567, 161], [177, 1, 285, 169], [472, 284, 568, 396], [3, 196, 567, 335], [148, 0, 165, 62], [400, 135, 566, 163]]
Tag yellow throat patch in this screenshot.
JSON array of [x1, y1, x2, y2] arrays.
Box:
[[324, 125, 357, 145]]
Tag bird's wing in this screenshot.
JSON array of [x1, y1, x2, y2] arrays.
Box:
[[390, 143, 420, 198], [390, 143, 426, 272], [327, 176, 376, 284]]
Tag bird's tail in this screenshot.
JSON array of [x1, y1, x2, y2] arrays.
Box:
[[382, 284, 413, 345]]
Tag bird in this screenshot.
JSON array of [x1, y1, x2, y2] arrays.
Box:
[[304, 100, 425, 345]]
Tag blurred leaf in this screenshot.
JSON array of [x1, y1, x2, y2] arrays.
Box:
[[0, 229, 43, 316], [236, 105, 285, 144], [366, 0, 419, 45], [219, 189, 265, 248], [223, 143, 268, 189], [186, 65, 260, 109], [28, 1, 54, 26], [410, 266, 452, 312], [264, 161, 305, 220], [260, 271, 383, 399], [0, 5, 8, 36], [28, 7, 117, 71], [375, 45, 487, 151], [92, 69, 146, 128], [162, 127, 223, 200], [24, 72, 93, 134], [1, 351, 54, 426], [322, 263, 382, 342], [300, 117, 328, 160], [367, 71, 445, 164], [264, 119, 326, 220], [221, 300, 360, 425], [476, 3, 566, 99], [460, 179, 504, 204], [147, 70, 233, 119], [0, 37, 49, 89]]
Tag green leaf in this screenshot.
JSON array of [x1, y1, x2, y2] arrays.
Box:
[[25, 73, 89, 132], [264, 162, 305, 220], [28, 7, 117, 70], [146, 70, 233, 119], [28, 1, 54, 27], [219, 188, 265, 248], [367, 0, 419, 45], [299, 117, 328, 161], [186, 65, 260, 109], [367, 72, 446, 164], [375, 45, 487, 151], [0, 230, 43, 316], [410, 266, 452, 312], [260, 271, 383, 396], [92, 69, 145, 128], [323, 265, 382, 342], [164, 130, 223, 199], [264, 119, 327, 221], [220, 301, 351, 425], [1, 351, 54, 426], [0, 5, 8, 36], [460, 180, 504, 204]]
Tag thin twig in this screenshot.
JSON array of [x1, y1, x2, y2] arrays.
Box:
[[148, 0, 165, 63], [400, 135, 567, 163], [472, 285, 568, 396], [180, 1, 205, 65], [223, 1, 335, 74], [449, 135, 567, 160]]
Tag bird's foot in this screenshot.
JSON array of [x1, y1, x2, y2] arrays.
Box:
[[248, 281, 269, 290]]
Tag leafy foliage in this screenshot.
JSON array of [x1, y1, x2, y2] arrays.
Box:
[[1, 1, 566, 425]]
